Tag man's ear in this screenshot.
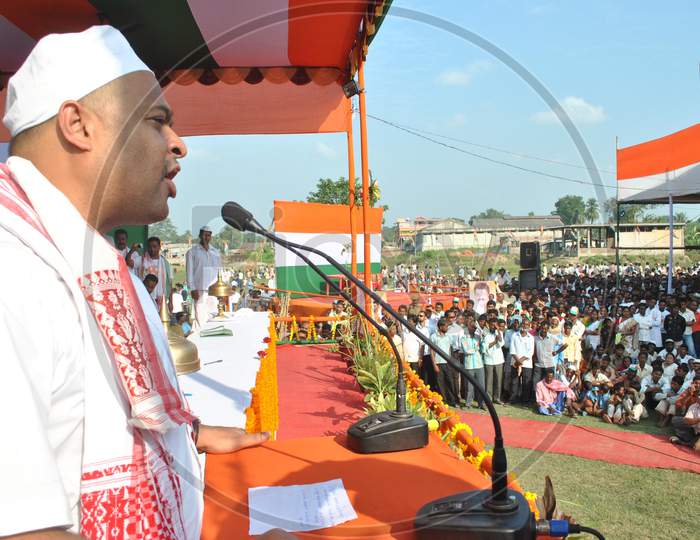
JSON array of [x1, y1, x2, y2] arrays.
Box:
[[55, 100, 94, 151]]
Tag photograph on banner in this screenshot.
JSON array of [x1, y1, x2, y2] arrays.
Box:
[[469, 280, 498, 315]]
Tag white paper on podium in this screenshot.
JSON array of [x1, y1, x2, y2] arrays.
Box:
[[248, 478, 358, 535]]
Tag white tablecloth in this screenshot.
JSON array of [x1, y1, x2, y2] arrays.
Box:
[[178, 309, 270, 428]]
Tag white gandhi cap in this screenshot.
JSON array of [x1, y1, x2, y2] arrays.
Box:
[[3, 25, 153, 138]]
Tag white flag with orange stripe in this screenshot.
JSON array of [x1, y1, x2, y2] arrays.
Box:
[[617, 123, 700, 203], [273, 200, 383, 293]]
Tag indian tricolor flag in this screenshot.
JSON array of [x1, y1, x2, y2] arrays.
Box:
[[617, 123, 700, 203], [273, 200, 383, 294]]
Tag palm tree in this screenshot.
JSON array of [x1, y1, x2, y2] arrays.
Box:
[[584, 198, 599, 224]]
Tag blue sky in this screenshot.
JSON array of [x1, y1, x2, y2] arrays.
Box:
[[167, 0, 700, 232]]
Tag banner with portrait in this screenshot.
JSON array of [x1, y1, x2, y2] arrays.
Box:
[[469, 280, 498, 315]]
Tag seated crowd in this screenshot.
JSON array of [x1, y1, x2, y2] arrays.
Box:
[[380, 262, 700, 452]]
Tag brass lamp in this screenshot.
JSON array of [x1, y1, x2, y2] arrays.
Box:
[[208, 269, 233, 319], [160, 298, 200, 375]]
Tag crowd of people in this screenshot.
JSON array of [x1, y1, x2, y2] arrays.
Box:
[[380, 261, 700, 451]]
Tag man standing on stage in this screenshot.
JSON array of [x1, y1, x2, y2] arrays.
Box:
[[140, 235, 173, 308], [186, 225, 221, 327], [0, 26, 284, 539]]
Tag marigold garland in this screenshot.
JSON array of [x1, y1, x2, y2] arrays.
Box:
[[244, 314, 279, 438], [402, 363, 539, 516]]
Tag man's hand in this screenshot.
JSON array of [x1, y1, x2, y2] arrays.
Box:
[[197, 426, 269, 454]]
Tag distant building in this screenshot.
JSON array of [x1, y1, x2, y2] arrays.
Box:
[[546, 223, 685, 258], [470, 215, 564, 230], [415, 215, 564, 252], [394, 216, 444, 249], [413, 215, 684, 256]]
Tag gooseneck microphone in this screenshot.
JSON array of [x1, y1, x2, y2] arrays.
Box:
[[221, 202, 428, 453], [221, 201, 593, 539]]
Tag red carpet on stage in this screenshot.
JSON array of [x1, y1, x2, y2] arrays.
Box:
[[458, 411, 700, 474], [274, 344, 699, 474], [276, 344, 365, 440]]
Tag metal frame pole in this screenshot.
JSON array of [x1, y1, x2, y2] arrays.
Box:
[[358, 61, 372, 310]]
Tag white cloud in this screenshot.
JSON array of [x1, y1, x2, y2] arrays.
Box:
[[437, 61, 491, 88], [531, 96, 607, 125], [315, 141, 337, 159]]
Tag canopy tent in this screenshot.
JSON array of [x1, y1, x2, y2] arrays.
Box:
[[617, 123, 700, 203], [616, 122, 700, 292], [0, 0, 393, 301], [0, 0, 391, 138]]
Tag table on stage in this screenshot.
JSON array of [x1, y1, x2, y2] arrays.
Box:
[[201, 434, 490, 539], [178, 309, 270, 427]]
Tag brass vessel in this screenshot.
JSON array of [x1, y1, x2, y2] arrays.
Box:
[[160, 298, 200, 375], [208, 269, 233, 319]]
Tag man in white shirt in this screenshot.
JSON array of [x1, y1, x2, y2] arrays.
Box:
[[171, 284, 185, 314], [186, 225, 221, 328], [634, 302, 653, 346], [508, 320, 535, 404], [483, 319, 505, 404], [0, 26, 277, 540], [138, 235, 172, 309], [113, 227, 141, 272], [648, 298, 666, 351], [681, 299, 698, 357], [670, 389, 700, 449], [534, 324, 567, 388], [640, 368, 669, 410], [229, 285, 242, 312]]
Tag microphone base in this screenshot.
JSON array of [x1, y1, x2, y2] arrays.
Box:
[[346, 411, 428, 454], [414, 489, 534, 540]]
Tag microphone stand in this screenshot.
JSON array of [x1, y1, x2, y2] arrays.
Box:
[[246, 218, 428, 452], [224, 204, 537, 539]]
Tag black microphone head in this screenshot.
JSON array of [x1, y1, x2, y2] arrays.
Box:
[[221, 201, 254, 231]]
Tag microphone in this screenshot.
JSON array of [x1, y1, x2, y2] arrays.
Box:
[[222, 202, 535, 539], [222, 201, 429, 453]]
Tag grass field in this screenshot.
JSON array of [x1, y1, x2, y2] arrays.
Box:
[[507, 446, 698, 539], [467, 402, 667, 436]]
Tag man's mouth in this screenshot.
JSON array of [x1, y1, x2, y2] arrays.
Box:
[[164, 166, 180, 198]]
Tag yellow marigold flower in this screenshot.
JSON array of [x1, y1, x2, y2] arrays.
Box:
[[427, 419, 440, 432], [450, 422, 473, 438]]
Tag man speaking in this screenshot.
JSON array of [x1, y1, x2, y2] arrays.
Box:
[[0, 26, 289, 539]]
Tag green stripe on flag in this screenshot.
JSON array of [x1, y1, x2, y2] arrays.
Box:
[[92, 0, 217, 69], [277, 263, 381, 295]]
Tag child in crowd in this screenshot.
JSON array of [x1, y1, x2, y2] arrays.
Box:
[[582, 382, 610, 418]]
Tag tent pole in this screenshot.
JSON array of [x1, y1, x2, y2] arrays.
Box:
[[668, 194, 674, 294], [347, 124, 357, 282], [358, 61, 372, 310], [615, 202, 621, 290], [615, 135, 620, 290]]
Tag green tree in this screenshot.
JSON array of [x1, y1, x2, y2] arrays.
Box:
[[307, 177, 384, 207], [470, 208, 507, 223], [382, 226, 396, 244], [149, 217, 180, 242], [641, 211, 688, 223], [553, 195, 586, 225], [584, 198, 599, 223], [603, 198, 659, 223]]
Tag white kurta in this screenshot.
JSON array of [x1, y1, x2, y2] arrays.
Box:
[[139, 252, 171, 301], [0, 158, 202, 538], [186, 243, 221, 326], [118, 246, 142, 274]]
